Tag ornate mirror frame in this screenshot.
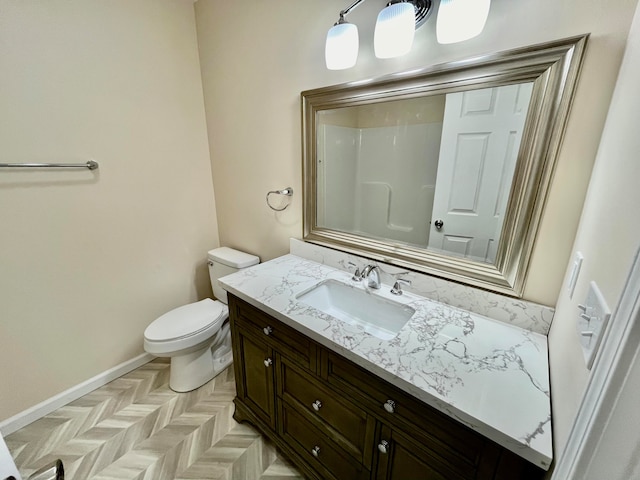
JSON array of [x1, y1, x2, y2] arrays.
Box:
[[302, 35, 588, 297]]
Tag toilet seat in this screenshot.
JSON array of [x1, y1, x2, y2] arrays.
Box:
[[144, 299, 228, 355]]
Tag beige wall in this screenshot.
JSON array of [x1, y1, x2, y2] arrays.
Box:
[[194, 0, 637, 307], [0, 0, 218, 421], [549, 0, 640, 460]]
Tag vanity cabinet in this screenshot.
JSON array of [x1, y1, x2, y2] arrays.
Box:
[[229, 294, 545, 480]]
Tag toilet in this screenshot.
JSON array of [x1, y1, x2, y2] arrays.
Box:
[[143, 247, 259, 392]]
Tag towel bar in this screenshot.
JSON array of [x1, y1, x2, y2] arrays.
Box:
[[0, 161, 98, 170]]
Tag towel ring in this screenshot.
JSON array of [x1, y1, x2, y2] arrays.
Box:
[[266, 187, 293, 211]]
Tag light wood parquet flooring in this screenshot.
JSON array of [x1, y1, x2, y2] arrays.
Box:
[[5, 359, 304, 480]]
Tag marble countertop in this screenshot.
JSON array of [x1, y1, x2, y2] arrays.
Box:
[[219, 254, 552, 469]]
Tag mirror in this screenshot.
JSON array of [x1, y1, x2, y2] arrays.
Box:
[[302, 35, 588, 297]]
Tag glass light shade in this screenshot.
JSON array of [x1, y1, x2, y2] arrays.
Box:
[[325, 22, 359, 70], [374, 2, 416, 59], [436, 0, 491, 44]]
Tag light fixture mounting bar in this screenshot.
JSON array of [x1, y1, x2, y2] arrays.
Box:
[[336, 0, 432, 28], [339, 0, 368, 19]]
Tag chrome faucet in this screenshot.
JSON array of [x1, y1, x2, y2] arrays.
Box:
[[361, 264, 381, 289]]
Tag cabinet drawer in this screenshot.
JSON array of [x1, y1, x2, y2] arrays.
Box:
[[278, 401, 370, 480], [322, 350, 488, 469], [278, 358, 374, 464], [229, 295, 316, 371]]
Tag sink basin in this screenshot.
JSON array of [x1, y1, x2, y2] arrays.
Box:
[[296, 280, 415, 340]]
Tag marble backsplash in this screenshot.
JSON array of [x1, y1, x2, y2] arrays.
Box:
[[290, 238, 555, 335]]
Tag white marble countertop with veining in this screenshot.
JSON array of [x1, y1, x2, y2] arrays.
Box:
[[219, 254, 552, 470]]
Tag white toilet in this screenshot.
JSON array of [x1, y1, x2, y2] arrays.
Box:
[[143, 247, 259, 392]]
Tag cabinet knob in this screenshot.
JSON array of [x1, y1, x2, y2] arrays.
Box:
[[378, 440, 389, 454], [263, 358, 273, 367], [263, 325, 273, 336], [311, 445, 320, 457], [383, 399, 396, 413], [312, 400, 322, 411]]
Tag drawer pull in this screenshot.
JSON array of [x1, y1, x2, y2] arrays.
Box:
[[312, 400, 322, 411], [383, 399, 396, 413], [263, 325, 273, 336], [311, 445, 320, 457], [264, 358, 273, 367], [378, 440, 389, 454]]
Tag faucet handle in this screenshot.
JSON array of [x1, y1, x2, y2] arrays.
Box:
[[348, 262, 361, 281], [391, 278, 411, 295]]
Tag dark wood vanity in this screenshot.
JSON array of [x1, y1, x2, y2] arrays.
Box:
[[229, 294, 545, 480]]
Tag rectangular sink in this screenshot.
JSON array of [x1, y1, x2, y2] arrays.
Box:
[[296, 280, 415, 341]]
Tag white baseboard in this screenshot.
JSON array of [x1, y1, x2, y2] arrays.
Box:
[[0, 353, 154, 436]]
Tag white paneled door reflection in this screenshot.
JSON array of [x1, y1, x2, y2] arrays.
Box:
[[428, 83, 534, 263]]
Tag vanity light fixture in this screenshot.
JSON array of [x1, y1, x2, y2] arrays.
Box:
[[325, 0, 492, 70], [325, 15, 360, 70], [436, 0, 491, 44], [325, 0, 433, 70], [373, 2, 416, 58]]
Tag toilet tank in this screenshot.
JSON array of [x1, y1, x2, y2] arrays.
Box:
[[207, 247, 259, 304]]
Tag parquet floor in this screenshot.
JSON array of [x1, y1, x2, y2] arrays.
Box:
[[5, 359, 303, 480]]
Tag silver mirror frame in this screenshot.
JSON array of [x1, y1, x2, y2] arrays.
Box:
[[302, 35, 588, 297]]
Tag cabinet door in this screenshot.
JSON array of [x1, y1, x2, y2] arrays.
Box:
[[234, 329, 276, 429], [375, 425, 469, 480]]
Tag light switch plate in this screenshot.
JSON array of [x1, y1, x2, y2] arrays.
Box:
[[577, 281, 611, 369], [567, 252, 584, 298]]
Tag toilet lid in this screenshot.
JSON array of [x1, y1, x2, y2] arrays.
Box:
[[144, 298, 227, 342]]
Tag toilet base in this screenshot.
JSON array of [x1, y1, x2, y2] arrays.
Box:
[[169, 348, 210, 392], [168, 325, 233, 392]]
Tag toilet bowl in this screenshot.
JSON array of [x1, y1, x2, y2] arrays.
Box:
[[143, 247, 259, 392]]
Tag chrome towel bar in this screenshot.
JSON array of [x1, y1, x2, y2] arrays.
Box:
[[0, 160, 99, 170]]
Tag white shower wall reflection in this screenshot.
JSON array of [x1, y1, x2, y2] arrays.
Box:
[[317, 121, 443, 247], [316, 83, 533, 263]]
